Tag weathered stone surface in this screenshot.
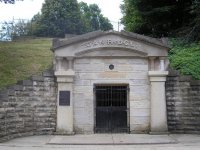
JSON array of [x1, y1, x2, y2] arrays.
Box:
[[13, 85, 24, 91], [166, 72, 200, 134], [73, 58, 150, 133], [32, 75, 44, 81], [52, 31, 169, 57], [43, 70, 54, 77], [0, 70, 57, 142], [130, 108, 150, 117]]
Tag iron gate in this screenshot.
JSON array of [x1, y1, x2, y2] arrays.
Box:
[[94, 85, 129, 133]]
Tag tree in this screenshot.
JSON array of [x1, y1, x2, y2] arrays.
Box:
[[2, 0, 113, 37], [0, 21, 13, 41], [12, 19, 29, 38], [121, 0, 193, 38], [31, 0, 82, 37], [184, 0, 200, 42], [120, 0, 143, 33], [31, 1, 113, 37], [79, 2, 113, 33]]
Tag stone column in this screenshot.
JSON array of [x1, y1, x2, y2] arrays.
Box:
[[149, 57, 156, 71], [55, 57, 75, 134], [148, 71, 168, 134], [159, 57, 166, 71], [56, 57, 63, 71]]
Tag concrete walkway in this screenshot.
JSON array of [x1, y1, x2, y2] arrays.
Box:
[[0, 134, 200, 150]]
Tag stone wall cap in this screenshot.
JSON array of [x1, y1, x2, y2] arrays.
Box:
[[43, 70, 54, 77], [52, 30, 170, 51], [190, 80, 200, 86], [149, 71, 169, 76], [179, 76, 192, 82], [168, 69, 180, 76]]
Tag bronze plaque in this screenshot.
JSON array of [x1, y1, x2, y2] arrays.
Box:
[[59, 91, 70, 106]]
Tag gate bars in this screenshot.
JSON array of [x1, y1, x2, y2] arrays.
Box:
[[94, 85, 130, 133]]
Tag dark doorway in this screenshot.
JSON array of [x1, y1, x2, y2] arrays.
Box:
[[94, 85, 129, 133]]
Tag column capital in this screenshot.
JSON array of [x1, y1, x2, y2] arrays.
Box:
[[149, 56, 157, 60], [149, 57, 157, 71], [56, 56, 63, 60], [149, 71, 168, 82], [66, 56, 74, 61], [159, 56, 167, 60]]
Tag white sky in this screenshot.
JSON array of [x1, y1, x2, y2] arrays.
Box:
[[0, 0, 123, 30]]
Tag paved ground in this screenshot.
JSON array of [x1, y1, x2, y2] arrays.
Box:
[[0, 134, 200, 150]]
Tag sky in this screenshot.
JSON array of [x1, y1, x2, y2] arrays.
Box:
[[0, 0, 124, 31]]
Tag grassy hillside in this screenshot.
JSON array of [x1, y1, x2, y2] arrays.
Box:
[[169, 39, 200, 80], [0, 38, 53, 89]]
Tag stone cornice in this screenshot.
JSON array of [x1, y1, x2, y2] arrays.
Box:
[[52, 30, 170, 51]]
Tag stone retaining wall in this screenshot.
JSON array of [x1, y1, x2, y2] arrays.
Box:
[[1, 68, 200, 142], [166, 70, 200, 133], [0, 70, 57, 142]]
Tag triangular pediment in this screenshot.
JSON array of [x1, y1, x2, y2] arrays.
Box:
[[53, 31, 169, 57]]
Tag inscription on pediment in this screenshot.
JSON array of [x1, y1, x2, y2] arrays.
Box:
[[75, 49, 147, 57], [81, 39, 141, 50]]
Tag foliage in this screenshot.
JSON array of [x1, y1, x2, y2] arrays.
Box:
[[30, 0, 113, 37], [169, 39, 200, 79], [12, 19, 29, 38], [0, 19, 29, 41], [121, 0, 193, 38], [0, 38, 52, 88], [121, 0, 200, 78], [79, 2, 113, 33], [30, 0, 82, 37], [0, 21, 13, 41], [184, 0, 200, 42], [120, 0, 143, 33], [1, 0, 113, 37]]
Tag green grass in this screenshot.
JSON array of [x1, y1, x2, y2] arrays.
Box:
[[0, 38, 53, 89], [169, 39, 200, 80]]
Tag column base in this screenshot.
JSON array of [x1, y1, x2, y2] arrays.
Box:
[[149, 131, 169, 135], [54, 131, 75, 135]]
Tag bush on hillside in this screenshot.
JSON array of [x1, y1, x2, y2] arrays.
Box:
[[169, 39, 200, 79]]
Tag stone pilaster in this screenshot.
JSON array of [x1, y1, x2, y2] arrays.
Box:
[[55, 57, 75, 134], [148, 71, 168, 134]]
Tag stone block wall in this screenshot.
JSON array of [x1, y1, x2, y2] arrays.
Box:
[[0, 70, 57, 142], [166, 70, 200, 133]]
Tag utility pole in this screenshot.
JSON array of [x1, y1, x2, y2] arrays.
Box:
[[118, 21, 120, 32]]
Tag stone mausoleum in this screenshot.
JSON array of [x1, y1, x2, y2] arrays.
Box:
[[1, 30, 200, 142], [52, 30, 169, 134]]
